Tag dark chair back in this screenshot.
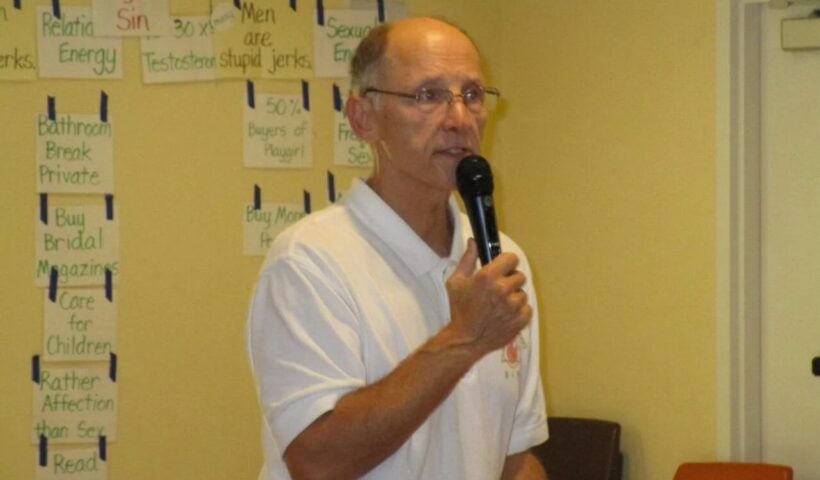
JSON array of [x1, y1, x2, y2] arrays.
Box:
[[531, 417, 622, 480]]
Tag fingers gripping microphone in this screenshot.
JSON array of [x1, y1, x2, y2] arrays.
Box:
[[456, 155, 501, 266]]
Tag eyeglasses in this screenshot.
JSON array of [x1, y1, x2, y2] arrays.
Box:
[[362, 86, 500, 114]]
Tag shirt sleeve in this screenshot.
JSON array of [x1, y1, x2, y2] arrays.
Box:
[[247, 255, 366, 455], [505, 245, 550, 454]]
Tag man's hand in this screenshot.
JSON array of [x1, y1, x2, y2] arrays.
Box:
[[445, 239, 533, 357]]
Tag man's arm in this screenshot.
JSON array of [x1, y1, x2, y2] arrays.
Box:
[[283, 241, 533, 480], [501, 451, 548, 480]]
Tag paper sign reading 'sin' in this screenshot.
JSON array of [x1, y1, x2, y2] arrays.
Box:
[[92, 0, 172, 37]]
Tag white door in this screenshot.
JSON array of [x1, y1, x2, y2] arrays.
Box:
[[760, 6, 820, 478]]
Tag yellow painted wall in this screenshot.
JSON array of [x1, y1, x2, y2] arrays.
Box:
[[493, 2, 717, 479], [0, 1, 717, 479]]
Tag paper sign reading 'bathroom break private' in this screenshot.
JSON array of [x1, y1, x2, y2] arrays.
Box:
[[36, 113, 114, 194]]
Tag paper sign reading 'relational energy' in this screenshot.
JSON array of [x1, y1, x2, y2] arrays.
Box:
[[37, 7, 123, 79]]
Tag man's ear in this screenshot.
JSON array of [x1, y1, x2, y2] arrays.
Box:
[[345, 94, 378, 142]]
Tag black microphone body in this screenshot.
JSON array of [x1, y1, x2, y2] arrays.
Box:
[[456, 155, 501, 266]]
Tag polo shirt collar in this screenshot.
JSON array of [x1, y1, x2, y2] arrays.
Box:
[[344, 178, 466, 276]]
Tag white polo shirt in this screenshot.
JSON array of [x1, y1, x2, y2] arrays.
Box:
[[247, 178, 548, 480]]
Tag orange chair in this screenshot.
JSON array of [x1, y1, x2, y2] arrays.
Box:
[[674, 462, 793, 480]]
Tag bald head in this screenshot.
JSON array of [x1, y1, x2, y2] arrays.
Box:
[[350, 17, 480, 93]]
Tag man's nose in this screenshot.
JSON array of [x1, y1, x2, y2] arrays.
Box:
[[441, 96, 473, 128]]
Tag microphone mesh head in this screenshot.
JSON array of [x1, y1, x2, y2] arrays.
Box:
[[456, 155, 494, 197]]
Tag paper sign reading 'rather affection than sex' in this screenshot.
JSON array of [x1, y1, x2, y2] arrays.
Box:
[[32, 364, 117, 444]]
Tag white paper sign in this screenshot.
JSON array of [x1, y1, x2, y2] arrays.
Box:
[[92, 0, 171, 37], [140, 16, 216, 83], [331, 83, 373, 168], [36, 7, 123, 79], [36, 114, 114, 194], [244, 92, 312, 168], [32, 364, 118, 444], [35, 205, 120, 288], [44, 288, 116, 362], [313, 9, 379, 78], [243, 203, 306, 256], [35, 444, 108, 480]]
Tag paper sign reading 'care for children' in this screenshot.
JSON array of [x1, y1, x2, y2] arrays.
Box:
[[0, 1, 38, 80], [244, 92, 312, 168], [36, 113, 114, 194], [313, 9, 379, 78], [243, 203, 305, 256], [35, 205, 120, 288], [37, 7, 123, 79], [92, 0, 172, 37], [32, 364, 117, 444], [44, 288, 116, 362], [140, 16, 216, 83], [35, 444, 108, 480]]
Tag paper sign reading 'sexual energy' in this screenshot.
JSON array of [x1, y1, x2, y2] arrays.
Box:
[[35, 444, 108, 480], [35, 205, 120, 288], [32, 364, 117, 444], [44, 288, 116, 362], [244, 92, 312, 168], [243, 203, 306, 256], [140, 16, 216, 83], [0, 1, 38, 81], [36, 114, 114, 194], [36, 7, 123, 79], [313, 9, 379, 78]]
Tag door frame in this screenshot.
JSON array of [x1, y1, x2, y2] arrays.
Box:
[[716, 0, 767, 462]]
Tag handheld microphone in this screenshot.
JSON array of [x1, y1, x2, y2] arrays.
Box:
[[456, 155, 501, 266]]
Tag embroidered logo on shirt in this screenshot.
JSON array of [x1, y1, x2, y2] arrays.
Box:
[[501, 333, 529, 379]]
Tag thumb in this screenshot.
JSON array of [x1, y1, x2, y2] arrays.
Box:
[[453, 238, 479, 277]]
